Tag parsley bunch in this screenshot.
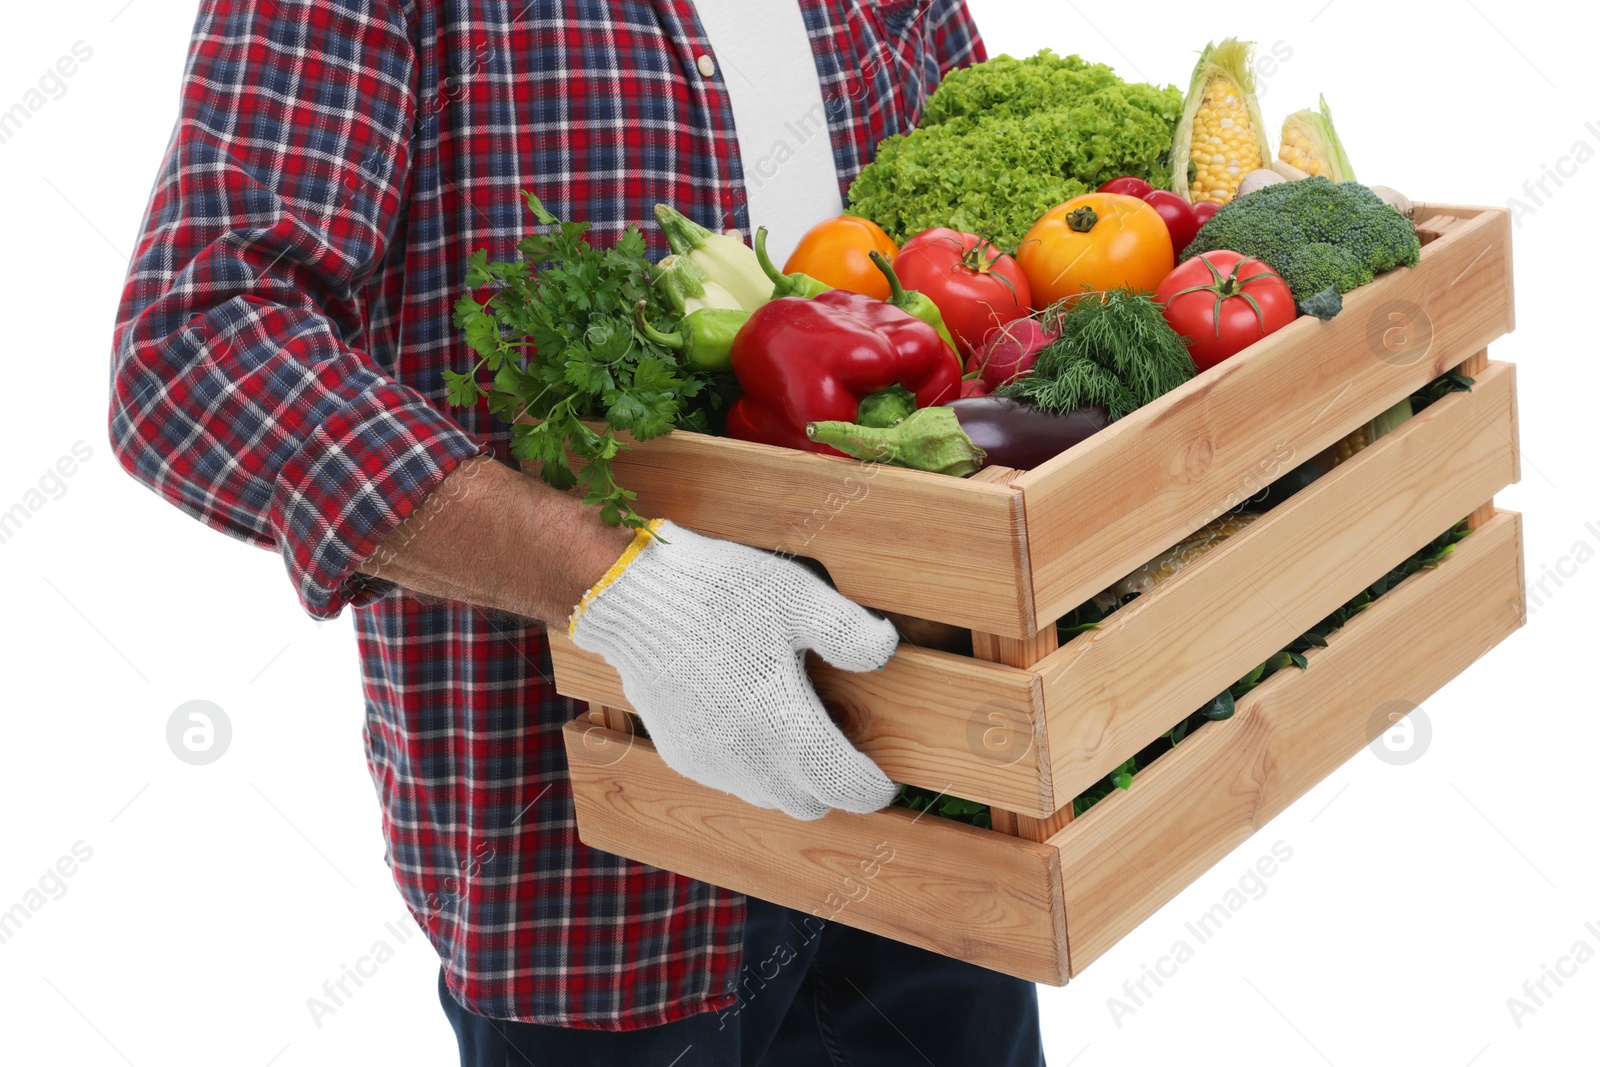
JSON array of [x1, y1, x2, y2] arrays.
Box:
[[446, 194, 731, 527]]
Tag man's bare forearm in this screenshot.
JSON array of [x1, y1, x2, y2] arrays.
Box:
[[357, 455, 635, 629]]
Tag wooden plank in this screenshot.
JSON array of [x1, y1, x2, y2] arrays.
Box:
[[1457, 347, 1488, 376], [1413, 215, 1459, 246], [1035, 361, 1519, 801], [548, 631, 1055, 816], [1014, 206, 1515, 632], [535, 427, 1038, 637], [1015, 805, 1074, 842], [971, 628, 1059, 669], [564, 721, 1070, 984], [970, 465, 1023, 485], [1053, 510, 1525, 974], [972, 626, 1067, 837]]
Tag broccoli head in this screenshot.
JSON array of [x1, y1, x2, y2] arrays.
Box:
[[1180, 177, 1421, 305], [1279, 243, 1372, 297]]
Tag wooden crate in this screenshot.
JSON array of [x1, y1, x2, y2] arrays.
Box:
[[551, 204, 1524, 982]]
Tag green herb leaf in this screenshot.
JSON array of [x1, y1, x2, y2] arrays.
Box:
[[447, 199, 734, 527]]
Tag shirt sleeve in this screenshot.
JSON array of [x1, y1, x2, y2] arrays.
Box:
[[108, 0, 490, 620], [927, 0, 987, 74]]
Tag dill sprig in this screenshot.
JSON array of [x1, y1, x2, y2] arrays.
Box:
[[998, 288, 1195, 419]]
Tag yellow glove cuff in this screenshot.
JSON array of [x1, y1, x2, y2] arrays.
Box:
[[567, 518, 667, 638]]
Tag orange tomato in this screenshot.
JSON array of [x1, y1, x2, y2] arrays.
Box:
[[1016, 193, 1175, 309], [784, 216, 900, 301]]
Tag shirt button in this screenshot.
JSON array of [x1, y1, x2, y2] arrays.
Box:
[[696, 54, 716, 78]]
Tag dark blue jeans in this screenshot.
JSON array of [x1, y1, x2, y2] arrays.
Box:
[[438, 894, 1046, 1066]]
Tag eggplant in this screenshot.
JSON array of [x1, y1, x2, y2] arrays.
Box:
[[805, 398, 1109, 475], [944, 397, 1108, 470]]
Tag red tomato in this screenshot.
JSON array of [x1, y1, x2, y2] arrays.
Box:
[[893, 228, 1032, 358], [1192, 201, 1221, 226], [1142, 190, 1203, 260], [1098, 176, 1154, 198], [1156, 251, 1296, 372]]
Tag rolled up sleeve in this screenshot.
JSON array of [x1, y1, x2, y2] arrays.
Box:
[[108, 0, 489, 618]]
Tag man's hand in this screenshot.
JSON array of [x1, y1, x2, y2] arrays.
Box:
[[567, 520, 901, 820]]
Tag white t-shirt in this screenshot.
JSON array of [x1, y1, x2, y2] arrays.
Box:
[[692, 0, 845, 265]]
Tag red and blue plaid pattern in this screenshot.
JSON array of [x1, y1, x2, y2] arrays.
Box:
[[109, 0, 983, 1028]]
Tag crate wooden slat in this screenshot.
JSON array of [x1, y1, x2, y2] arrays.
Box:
[[564, 718, 1070, 983], [1053, 509, 1526, 973], [562, 510, 1526, 983], [549, 635, 1051, 814], [568, 428, 1037, 636]]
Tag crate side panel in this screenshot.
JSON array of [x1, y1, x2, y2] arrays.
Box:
[[594, 431, 1036, 636], [564, 722, 1069, 984], [1018, 206, 1515, 629], [550, 635, 1053, 815], [1054, 511, 1525, 974], [1036, 361, 1518, 799]]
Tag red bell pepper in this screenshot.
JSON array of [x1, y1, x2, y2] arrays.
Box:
[[726, 292, 962, 454]]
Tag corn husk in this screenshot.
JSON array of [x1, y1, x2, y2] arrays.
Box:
[[1169, 38, 1274, 205], [1278, 95, 1357, 182]]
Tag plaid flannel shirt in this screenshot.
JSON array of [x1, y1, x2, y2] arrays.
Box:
[[109, 0, 983, 1029]]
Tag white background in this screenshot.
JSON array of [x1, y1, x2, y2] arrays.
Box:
[[1, 1, 1596, 1064]]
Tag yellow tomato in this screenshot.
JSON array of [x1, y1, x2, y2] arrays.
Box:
[[784, 216, 900, 301], [1017, 193, 1175, 309]]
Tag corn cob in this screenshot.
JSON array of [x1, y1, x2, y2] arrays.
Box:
[[1329, 396, 1414, 469], [1170, 39, 1274, 206], [1094, 513, 1260, 611], [1279, 95, 1357, 182]]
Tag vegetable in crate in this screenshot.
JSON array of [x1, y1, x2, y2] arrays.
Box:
[[781, 215, 898, 300], [1098, 176, 1212, 261], [997, 287, 1196, 421], [633, 301, 747, 373], [447, 195, 724, 527], [755, 226, 832, 300], [973, 315, 1058, 391], [1279, 95, 1356, 181], [725, 292, 961, 454], [1155, 251, 1295, 371], [846, 50, 1184, 249], [1093, 512, 1260, 611], [1017, 193, 1175, 309], [869, 251, 961, 359], [654, 204, 772, 311], [1179, 177, 1423, 316], [892, 228, 1031, 359], [1170, 38, 1274, 205], [807, 398, 1109, 475]]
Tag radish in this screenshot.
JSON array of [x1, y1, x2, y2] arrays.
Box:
[[977, 316, 1057, 391]]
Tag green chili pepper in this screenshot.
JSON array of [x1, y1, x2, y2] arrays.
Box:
[[869, 250, 960, 359], [634, 300, 747, 373], [754, 226, 832, 299]]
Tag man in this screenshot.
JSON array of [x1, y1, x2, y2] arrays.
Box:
[[110, 1, 1046, 1062]]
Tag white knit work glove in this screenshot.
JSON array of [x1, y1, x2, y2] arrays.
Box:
[[567, 519, 901, 820]]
